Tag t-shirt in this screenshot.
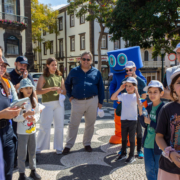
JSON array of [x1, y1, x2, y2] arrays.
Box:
[[121, 76, 146, 96], [117, 93, 137, 120], [144, 102, 162, 149], [9, 69, 35, 86], [156, 102, 180, 174]]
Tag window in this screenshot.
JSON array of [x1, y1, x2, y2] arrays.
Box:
[[59, 39, 63, 58], [4, 0, 16, 14], [70, 14, 75, 27], [101, 34, 107, 49], [6, 36, 19, 55], [114, 40, 120, 50], [50, 41, 53, 54], [49, 26, 53, 34], [43, 43, 47, 55], [144, 50, 149, 61], [154, 56, 158, 61], [70, 36, 75, 51], [59, 17, 63, 31], [80, 15, 85, 24], [80, 34, 85, 50], [43, 30, 46, 36]]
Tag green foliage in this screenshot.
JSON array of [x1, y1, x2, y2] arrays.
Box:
[[107, 0, 180, 57]]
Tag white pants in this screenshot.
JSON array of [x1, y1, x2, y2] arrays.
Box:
[[36, 100, 64, 152]]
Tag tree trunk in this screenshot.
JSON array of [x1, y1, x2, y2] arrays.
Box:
[[97, 24, 105, 72]]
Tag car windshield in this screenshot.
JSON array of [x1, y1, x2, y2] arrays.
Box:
[[32, 74, 42, 78]]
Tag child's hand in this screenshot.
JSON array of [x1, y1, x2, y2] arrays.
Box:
[[119, 84, 126, 91], [144, 115, 151, 124], [24, 110, 35, 118], [134, 86, 138, 92], [27, 116, 35, 123], [170, 151, 180, 168]]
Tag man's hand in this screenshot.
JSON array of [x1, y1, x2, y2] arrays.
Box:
[[23, 70, 28, 79], [26, 116, 36, 123], [98, 103, 102, 109], [144, 115, 151, 124], [0, 107, 21, 119], [170, 151, 180, 168], [69, 97, 74, 103]]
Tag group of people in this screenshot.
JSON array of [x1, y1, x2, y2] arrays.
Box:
[[0, 42, 180, 180]]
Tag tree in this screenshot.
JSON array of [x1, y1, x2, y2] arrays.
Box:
[[107, 0, 180, 57], [67, 0, 115, 71], [31, 0, 59, 71]]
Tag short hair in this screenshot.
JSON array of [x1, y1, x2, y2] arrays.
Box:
[[170, 74, 180, 101], [81, 51, 93, 60], [0, 46, 3, 52], [148, 87, 163, 93]]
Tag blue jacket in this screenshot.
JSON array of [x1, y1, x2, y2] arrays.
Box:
[[139, 102, 164, 155]]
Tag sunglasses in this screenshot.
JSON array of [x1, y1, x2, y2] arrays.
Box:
[[82, 58, 91, 62], [126, 69, 133, 72]]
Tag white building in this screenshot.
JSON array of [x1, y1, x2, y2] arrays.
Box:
[[0, 0, 33, 70], [35, 4, 164, 83]]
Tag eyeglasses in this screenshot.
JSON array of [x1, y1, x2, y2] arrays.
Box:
[[82, 58, 91, 62], [126, 69, 133, 72]]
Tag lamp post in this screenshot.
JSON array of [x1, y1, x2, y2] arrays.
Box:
[[161, 48, 165, 83]]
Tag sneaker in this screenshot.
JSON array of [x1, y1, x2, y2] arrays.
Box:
[[125, 156, 136, 163], [62, 147, 70, 155], [137, 150, 144, 159], [85, 145, 92, 152], [18, 173, 31, 180], [116, 154, 127, 161], [29, 170, 41, 180], [117, 149, 127, 155], [56, 150, 63, 155]]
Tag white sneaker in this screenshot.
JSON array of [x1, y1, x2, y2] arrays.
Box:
[[56, 150, 63, 155]]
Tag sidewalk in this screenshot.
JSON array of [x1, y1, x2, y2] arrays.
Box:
[[12, 100, 147, 180]]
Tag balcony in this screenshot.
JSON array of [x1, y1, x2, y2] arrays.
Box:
[[0, 12, 28, 31], [55, 51, 64, 60], [142, 61, 163, 68]]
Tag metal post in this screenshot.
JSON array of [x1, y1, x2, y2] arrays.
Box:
[[161, 54, 164, 83]]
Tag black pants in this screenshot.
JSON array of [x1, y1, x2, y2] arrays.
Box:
[[136, 116, 143, 152], [0, 123, 16, 180], [121, 120, 137, 156]]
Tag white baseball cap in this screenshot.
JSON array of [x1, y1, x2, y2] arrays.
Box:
[[122, 77, 137, 85], [143, 80, 164, 92], [124, 61, 136, 69], [170, 68, 180, 80], [174, 43, 180, 52]]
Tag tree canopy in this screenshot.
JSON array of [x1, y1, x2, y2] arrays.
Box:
[[67, 0, 115, 71], [107, 0, 180, 56]]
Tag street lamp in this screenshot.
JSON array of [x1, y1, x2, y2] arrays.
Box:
[[161, 48, 165, 83]]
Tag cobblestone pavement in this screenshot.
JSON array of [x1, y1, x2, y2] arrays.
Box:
[[12, 99, 147, 180]]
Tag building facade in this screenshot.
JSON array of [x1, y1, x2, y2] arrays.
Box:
[[35, 5, 164, 83], [0, 0, 33, 70]]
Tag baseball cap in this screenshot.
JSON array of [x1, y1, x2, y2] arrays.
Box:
[[122, 77, 137, 85], [18, 78, 36, 91], [143, 80, 164, 92], [124, 61, 136, 69], [2, 56, 10, 66], [174, 43, 180, 52], [16, 56, 29, 64], [170, 68, 180, 80]]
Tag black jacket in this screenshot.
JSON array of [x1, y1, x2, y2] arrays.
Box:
[[139, 102, 164, 155]]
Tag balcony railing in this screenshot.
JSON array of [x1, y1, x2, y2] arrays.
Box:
[[0, 12, 28, 28], [55, 51, 64, 59], [142, 61, 163, 68]]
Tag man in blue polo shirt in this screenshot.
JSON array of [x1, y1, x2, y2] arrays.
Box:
[[63, 51, 105, 155]]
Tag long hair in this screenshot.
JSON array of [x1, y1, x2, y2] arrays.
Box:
[[170, 74, 180, 102], [43, 57, 62, 77], [3, 72, 10, 80], [18, 89, 36, 108], [0, 76, 10, 96]]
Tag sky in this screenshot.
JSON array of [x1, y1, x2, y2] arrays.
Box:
[[38, 0, 68, 10]]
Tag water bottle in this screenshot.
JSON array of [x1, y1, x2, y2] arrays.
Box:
[[142, 107, 148, 117]]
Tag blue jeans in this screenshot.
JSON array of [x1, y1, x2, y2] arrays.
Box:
[[144, 148, 160, 180]]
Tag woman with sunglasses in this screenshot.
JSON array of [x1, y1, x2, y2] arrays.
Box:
[[63, 51, 104, 155], [36, 57, 66, 155], [0, 46, 21, 180]]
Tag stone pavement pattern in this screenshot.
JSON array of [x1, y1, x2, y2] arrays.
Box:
[[12, 101, 147, 180]]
